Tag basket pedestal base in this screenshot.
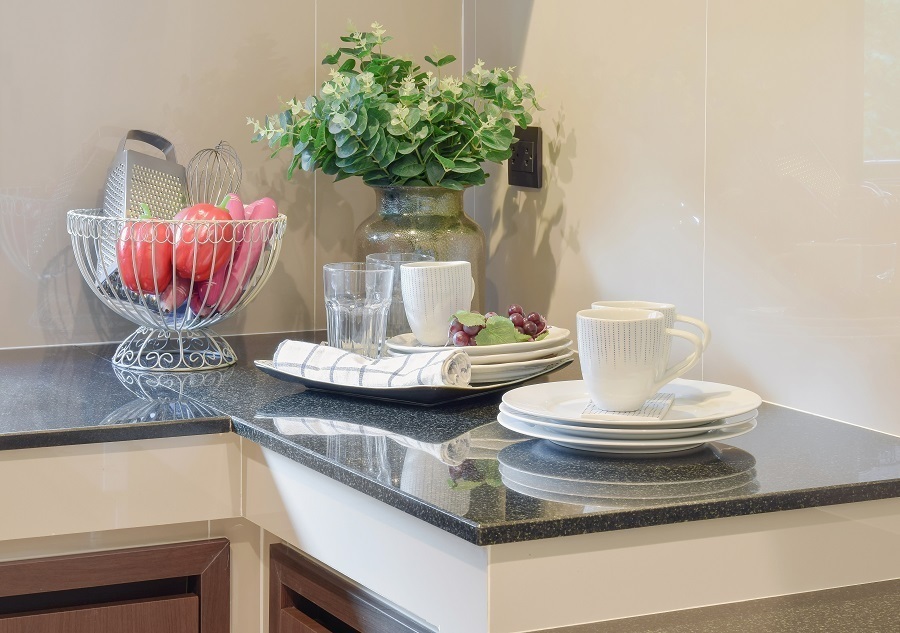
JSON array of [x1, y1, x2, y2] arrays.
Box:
[[113, 327, 237, 371]]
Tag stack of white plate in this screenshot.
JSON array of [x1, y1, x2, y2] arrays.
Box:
[[385, 326, 575, 384], [498, 378, 762, 455]]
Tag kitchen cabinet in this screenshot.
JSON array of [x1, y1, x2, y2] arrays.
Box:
[[269, 543, 428, 633], [0, 539, 228, 632]]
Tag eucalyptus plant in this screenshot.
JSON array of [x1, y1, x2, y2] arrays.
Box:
[[248, 23, 541, 190]]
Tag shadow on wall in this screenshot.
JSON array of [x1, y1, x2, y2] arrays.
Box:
[[485, 106, 580, 314]]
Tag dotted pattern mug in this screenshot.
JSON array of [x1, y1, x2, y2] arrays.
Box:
[[400, 261, 474, 346], [577, 307, 703, 411]]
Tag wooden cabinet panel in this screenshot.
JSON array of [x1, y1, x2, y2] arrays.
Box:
[[0, 595, 199, 633], [270, 543, 429, 633], [279, 606, 331, 633], [0, 539, 228, 632]]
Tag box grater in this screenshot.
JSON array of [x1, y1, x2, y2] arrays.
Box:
[[103, 130, 188, 220], [99, 131, 188, 278]]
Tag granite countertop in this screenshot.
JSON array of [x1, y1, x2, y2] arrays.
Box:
[[3, 332, 900, 545]]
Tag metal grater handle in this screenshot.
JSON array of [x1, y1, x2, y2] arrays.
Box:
[[118, 130, 179, 163]]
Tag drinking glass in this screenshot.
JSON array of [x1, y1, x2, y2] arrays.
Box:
[[365, 252, 435, 338], [323, 262, 394, 358]]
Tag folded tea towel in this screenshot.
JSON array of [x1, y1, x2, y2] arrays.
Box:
[[273, 340, 471, 388]]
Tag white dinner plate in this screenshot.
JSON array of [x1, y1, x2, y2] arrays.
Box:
[[499, 465, 759, 501], [387, 340, 573, 365], [386, 326, 571, 357], [497, 411, 757, 453], [501, 474, 761, 508], [471, 350, 576, 383], [502, 379, 762, 428], [497, 403, 758, 439]]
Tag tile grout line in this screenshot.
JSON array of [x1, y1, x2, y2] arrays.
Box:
[[701, 0, 709, 381], [313, 0, 319, 333]]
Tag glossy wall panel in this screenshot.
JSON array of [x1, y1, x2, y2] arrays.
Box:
[[704, 0, 900, 430], [0, 0, 463, 348], [474, 0, 707, 374]]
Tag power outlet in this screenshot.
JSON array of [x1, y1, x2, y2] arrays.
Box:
[[508, 126, 542, 188]]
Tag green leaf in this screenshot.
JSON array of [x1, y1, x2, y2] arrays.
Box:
[[453, 311, 486, 328], [354, 107, 368, 135], [485, 148, 512, 162], [450, 162, 480, 174], [434, 153, 455, 171], [475, 316, 532, 346], [390, 154, 425, 177], [322, 51, 341, 65], [534, 331, 549, 341], [339, 58, 356, 73], [398, 140, 420, 155], [424, 55, 438, 67], [440, 178, 466, 190], [335, 138, 360, 158], [436, 54, 456, 67], [425, 159, 444, 185]]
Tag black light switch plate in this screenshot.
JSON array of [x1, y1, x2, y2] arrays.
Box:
[[508, 125, 543, 189]]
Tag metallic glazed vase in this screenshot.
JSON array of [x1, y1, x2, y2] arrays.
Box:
[[354, 186, 486, 312]]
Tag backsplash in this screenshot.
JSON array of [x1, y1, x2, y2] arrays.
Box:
[[3, 0, 898, 435], [474, 0, 900, 435]]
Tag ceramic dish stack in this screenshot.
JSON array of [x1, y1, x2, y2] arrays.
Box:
[[385, 326, 575, 385], [497, 378, 762, 455]]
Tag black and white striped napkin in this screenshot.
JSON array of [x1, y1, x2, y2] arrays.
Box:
[[273, 340, 471, 388]]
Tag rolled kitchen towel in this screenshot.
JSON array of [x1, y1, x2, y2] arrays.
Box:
[[272, 340, 471, 388]]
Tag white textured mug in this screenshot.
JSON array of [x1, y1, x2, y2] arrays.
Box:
[[401, 261, 475, 346], [577, 307, 703, 411], [591, 300, 710, 374]]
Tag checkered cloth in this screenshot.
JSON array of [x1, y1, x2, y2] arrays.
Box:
[[273, 340, 472, 388]]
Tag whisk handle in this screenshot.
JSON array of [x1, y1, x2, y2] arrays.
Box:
[[119, 130, 179, 162]]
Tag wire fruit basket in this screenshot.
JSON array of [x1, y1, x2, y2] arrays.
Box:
[[67, 209, 287, 371]]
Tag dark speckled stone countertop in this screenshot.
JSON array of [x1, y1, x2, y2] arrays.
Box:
[[3, 332, 900, 545]]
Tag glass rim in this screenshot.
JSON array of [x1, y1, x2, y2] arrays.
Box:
[[365, 252, 435, 263], [323, 261, 394, 273]]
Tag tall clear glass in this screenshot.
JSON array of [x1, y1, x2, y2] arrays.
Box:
[[323, 262, 394, 358], [365, 252, 435, 338]]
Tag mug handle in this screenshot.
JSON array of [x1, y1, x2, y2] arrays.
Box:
[[652, 328, 703, 392], [675, 314, 711, 351], [467, 276, 475, 307]]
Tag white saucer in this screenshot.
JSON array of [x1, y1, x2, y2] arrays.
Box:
[[498, 403, 758, 439], [497, 411, 758, 453], [502, 379, 763, 428], [471, 350, 576, 383], [386, 326, 571, 357]]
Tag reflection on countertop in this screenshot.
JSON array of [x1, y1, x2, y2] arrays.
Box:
[[2, 332, 900, 544]]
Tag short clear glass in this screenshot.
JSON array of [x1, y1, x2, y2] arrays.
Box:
[[365, 252, 435, 338], [323, 262, 395, 358]]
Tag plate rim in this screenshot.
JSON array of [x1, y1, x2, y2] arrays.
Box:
[[497, 403, 757, 437], [497, 411, 758, 448], [501, 379, 763, 426], [386, 326, 571, 356]]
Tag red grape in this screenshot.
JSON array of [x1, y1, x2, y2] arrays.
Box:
[[485, 311, 498, 319], [526, 312, 542, 323], [449, 318, 463, 334], [462, 324, 482, 337], [452, 331, 470, 347], [523, 320, 538, 336], [510, 312, 525, 327], [515, 326, 525, 334], [507, 304, 524, 316]]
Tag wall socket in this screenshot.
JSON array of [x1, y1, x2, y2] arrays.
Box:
[[508, 125, 542, 188]]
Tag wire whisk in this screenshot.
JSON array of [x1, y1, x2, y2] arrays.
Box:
[[186, 141, 243, 205]]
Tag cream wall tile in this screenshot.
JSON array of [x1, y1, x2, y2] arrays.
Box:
[[312, 1, 464, 328], [704, 0, 900, 431], [474, 0, 707, 363], [0, 0, 316, 348], [0, 522, 210, 563]]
